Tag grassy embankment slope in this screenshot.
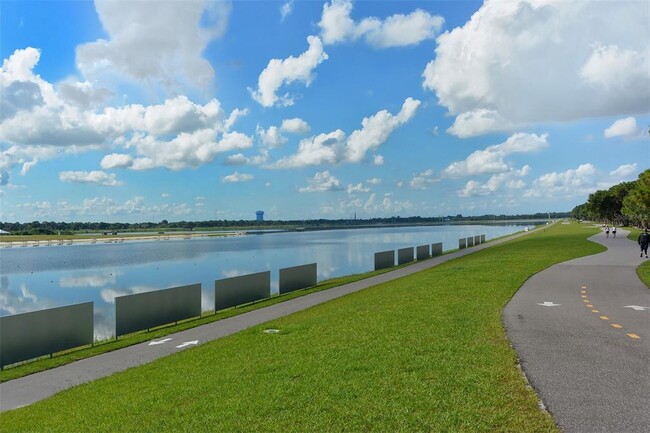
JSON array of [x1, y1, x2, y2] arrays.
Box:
[[1, 222, 606, 432], [0, 270, 400, 383]]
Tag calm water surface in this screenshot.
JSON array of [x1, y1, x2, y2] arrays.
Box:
[[0, 224, 530, 339]]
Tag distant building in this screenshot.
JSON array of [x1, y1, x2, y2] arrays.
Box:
[[256, 210, 264, 222]]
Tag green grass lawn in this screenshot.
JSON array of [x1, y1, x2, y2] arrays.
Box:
[[0, 222, 604, 432]]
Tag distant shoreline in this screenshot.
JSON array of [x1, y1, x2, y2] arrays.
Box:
[[0, 220, 548, 248], [0, 231, 245, 247]]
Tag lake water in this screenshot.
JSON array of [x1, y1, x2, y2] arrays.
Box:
[[0, 224, 531, 340]]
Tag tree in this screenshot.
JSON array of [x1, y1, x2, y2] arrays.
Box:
[[622, 169, 650, 228], [571, 203, 590, 220]]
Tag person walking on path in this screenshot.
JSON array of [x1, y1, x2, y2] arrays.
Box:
[[605, 225, 610, 238], [612, 226, 617, 238], [638, 229, 649, 258]]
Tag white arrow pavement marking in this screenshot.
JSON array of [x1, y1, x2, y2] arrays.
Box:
[[148, 338, 173, 346], [537, 301, 561, 307], [176, 340, 199, 348], [623, 305, 649, 311]]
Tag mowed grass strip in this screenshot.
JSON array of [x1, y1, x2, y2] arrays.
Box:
[[1, 222, 603, 432]]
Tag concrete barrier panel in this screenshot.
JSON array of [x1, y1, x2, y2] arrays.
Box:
[[116, 284, 201, 337], [431, 243, 443, 257], [215, 271, 271, 311], [1, 302, 93, 368], [398, 247, 414, 265], [467, 237, 474, 247], [374, 250, 395, 271], [474, 235, 481, 245], [459, 238, 466, 249], [481, 234, 486, 243], [279, 263, 317, 295], [416, 245, 430, 261]]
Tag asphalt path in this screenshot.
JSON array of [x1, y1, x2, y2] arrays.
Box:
[[0, 226, 536, 412], [504, 228, 649, 433]]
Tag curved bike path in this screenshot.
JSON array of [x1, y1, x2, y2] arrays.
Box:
[[504, 228, 649, 433], [1, 227, 535, 412]]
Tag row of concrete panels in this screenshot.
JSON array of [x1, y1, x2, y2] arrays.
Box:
[[374, 242, 444, 271], [0, 263, 317, 368], [459, 234, 486, 249]]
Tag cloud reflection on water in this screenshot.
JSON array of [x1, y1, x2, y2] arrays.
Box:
[[1, 225, 530, 341]]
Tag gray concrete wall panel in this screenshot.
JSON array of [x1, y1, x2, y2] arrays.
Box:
[[416, 245, 430, 261], [398, 247, 414, 265], [481, 234, 486, 243], [115, 284, 201, 337], [459, 238, 467, 249], [279, 263, 317, 295], [431, 243, 443, 256], [475, 235, 481, 245], [1, 302, 93, 367], [215, 271, 271, 311], [374, 250, 395, 271], [467, 237, 475, 247]]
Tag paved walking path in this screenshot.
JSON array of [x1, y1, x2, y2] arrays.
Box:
[[1, 227, 534, 412], [504, 228, 649, 433]]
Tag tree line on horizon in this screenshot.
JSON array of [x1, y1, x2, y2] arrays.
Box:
[[571, 168, 650, 228], [0, 212, 569, 236]]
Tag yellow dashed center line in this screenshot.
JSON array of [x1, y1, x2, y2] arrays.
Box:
[[579, 290, 642, 341]]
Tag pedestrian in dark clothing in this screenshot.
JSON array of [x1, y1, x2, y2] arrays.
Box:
[[638, 229, 650, 258], [605, 226, 610, 238], [612, 226, 617, 238]]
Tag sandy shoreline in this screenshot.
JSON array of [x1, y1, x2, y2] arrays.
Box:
[[0, 232, 245, 247]]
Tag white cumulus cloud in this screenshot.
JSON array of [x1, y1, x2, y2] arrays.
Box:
[[272, 130, 345, 168], [525, 163, 597, 199], [409, 169, 438, 190], [609, 163, 638, 180], [423, 0, 650, 137], [0, 48, 251, 173], [319, 0, 443, 48], [257, 125, 287, 148], [101, 153, 133, 169], [281, 117, 311, 134], [442, 133, 548, 178], [124, 129, 253, 171], [458, 165, 529, 198], [299, 171, 343, 192], [76, 0, 230, 88], [604, 117, 640, 138], [222, 171, 254, 183], [345, 97, 420, 163], [273, 97, 420, 168], [347, 183, 370, 194], [250, 35, 328, 107], [59, 170, 123, 186]]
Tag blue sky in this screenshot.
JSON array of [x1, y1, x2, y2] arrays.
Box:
[[1, 0, 648, 223]]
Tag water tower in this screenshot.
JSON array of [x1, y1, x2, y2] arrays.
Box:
[[255, 210, 264, 222]]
